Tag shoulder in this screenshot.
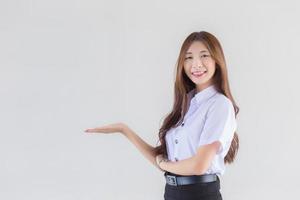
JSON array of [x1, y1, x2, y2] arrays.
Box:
[[207, 93, 235, 114]]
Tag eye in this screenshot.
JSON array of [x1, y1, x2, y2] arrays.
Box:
[[201, 54, 210, 58], [184, 57, 192, 60]]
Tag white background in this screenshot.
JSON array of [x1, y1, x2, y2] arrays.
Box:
[[1, 0, 299, 199]]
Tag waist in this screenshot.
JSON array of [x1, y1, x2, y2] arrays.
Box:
[[164, 171, 219, 186]]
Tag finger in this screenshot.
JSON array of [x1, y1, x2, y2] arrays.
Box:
[[85, 128, 100, 132], [85, 127, 110, 133]]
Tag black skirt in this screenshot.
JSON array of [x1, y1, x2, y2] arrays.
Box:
[[164, 173, 222, 200]]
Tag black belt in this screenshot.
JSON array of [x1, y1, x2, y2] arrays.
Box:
[[164, 172, 218, 186]]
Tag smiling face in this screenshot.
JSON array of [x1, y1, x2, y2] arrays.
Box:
[[183, 41, 216, 92]]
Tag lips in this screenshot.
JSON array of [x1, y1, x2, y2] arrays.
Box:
[[192, 71, 207, 77]]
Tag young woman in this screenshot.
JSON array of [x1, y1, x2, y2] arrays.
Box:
[[85, 31, 239, 200]]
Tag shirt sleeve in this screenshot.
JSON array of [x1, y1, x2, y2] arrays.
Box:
[[197, 96, 237, 156]]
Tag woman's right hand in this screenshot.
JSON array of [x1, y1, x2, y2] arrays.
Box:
[[84, 122, 128, 134]]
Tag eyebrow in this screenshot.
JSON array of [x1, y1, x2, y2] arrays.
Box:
[[185, 50, 208, 54]]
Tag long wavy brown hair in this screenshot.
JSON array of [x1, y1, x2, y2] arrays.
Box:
[[154, 31, 240, 164]]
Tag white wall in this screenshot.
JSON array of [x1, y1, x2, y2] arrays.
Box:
[[1, 0, 299, 199]]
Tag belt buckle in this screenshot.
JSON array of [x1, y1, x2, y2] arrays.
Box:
[[165, 175, 177, 186]]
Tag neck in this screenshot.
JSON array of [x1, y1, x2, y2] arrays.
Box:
[[195, 80, 215, 93]]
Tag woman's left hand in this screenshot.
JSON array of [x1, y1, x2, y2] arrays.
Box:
[[156, 154, 168, 171]]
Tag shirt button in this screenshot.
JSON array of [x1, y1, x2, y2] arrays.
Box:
[[175, 157, 178, 162], [175, 139, 178, 144], [181, 122, 185, 126]]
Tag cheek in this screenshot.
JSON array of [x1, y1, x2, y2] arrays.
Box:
[[209, 66, 216, 74], [205, 64, 216, 78], [206, 61, 216, 72], [183, 64, 190, 73]]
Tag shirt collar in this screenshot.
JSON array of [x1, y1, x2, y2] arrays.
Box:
[[187, 84, 218, 105]]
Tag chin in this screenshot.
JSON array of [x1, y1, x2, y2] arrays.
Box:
[[192, 78, 208, 84]]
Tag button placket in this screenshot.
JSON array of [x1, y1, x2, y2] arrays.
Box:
[[182, 99, 197, 127], [174, 143, 179, 162]]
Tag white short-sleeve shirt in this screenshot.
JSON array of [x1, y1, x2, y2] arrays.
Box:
[[165, 84, 237, 176]]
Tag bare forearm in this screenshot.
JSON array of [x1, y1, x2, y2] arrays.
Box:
[[160, 156, 200, 176], [122, 126, 161, 170]]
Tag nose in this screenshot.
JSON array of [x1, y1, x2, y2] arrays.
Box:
[[192, 57, 204, 69]]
